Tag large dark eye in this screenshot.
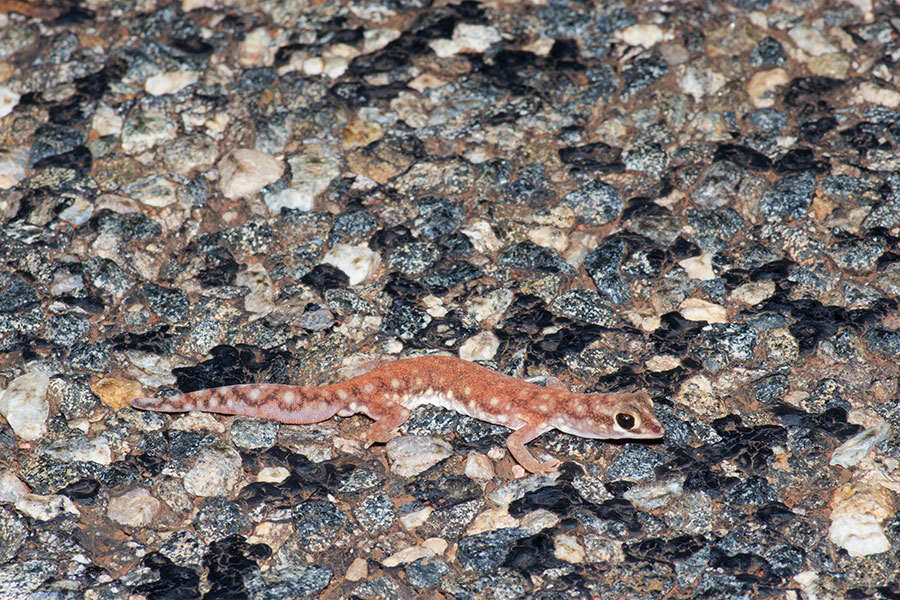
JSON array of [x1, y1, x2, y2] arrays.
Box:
[[616, 413, 635, 430]]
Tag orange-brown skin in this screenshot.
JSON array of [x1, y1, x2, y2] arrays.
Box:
[[0, 1, 63, 19], [132, 355, 664, 475]]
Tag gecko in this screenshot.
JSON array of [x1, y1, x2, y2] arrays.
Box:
[[131, 355, 664, 475]]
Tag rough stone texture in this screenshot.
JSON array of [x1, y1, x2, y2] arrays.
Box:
[[0, 1, 897, 599]]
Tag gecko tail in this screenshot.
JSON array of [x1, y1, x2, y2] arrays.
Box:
[[130, 384, 341, 424]]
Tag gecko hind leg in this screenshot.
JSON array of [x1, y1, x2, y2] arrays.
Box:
[[364, 405, 410, 446]]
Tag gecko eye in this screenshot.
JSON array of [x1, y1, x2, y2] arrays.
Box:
[[616, 412, 636, 430]]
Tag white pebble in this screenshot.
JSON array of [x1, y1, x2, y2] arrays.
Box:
[[678, 298, 727, 323], [386, 436, 453, 477], [615, 24, 669, 48], [0, 85, 20, 118], [0, 146, 29, 190], [829, 515, 890, 557], [107, 488, 161, 527], [322, 244, 381, 286], [746, 68, 790, 109], [788, 24, 838, 56], [830, 422, 891, 468], [145, 70, 199, 96], [15, 493, 80, 521], [459, 331, 500, 362], [264, 187, 314, 213], [183, 447, 243, 496], [0, 370, 50, 441], [0, 470, 30, 504], [218, 149, 284, 200]]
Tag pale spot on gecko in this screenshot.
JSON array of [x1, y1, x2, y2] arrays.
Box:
[[283, 390, 296, 403], [489, 397, 500, 407], [363, 383, 375, 394], [390, 378, 401, 389], [248, 388, 262, 402], [336, 389, 349, 400]]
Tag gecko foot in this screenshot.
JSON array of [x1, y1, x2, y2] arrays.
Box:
[[532, 458, 561, 476]]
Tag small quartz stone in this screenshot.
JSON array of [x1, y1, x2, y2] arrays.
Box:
[[183, 447, 243, 497], [322, 244, 380, 286], [0, 147, 28, 189], [145, 70, 200, 96], [829, 482, 895, 557], [385, 436, 454, 477], [0, 370, 50, 441], [107, 488, 161, 527], [747, 68, 790, 108], [218, 149, 284, 200], [0, 85, 20, 118], [678, 298, 727, 323], [458, 331, 500, 362], [14, 494, 80, 521], [829, 422, 890, 468]]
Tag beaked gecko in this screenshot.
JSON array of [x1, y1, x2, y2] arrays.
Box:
[[132, 355, 664, 475]]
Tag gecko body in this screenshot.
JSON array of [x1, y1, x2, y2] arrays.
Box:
[[132, 355, 663, 474]]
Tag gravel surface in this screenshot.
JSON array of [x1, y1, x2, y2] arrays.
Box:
[[0, 1, 898, 599]]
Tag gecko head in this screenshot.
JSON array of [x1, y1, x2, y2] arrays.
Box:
[[558, 391, 664, 440]]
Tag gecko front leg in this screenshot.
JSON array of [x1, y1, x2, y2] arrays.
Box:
[[505, 424, 560, 475]]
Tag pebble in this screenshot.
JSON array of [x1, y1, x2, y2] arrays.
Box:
[[0, 370, 50, 441], [0, 147, 28, 189], [615, 24, 669, 48], [346, 557, 368, 581], [182, 447, 243, 497], [728, 280, 776, 306], [788, 25, 838, 56], [430, 24, 501, 57], [829, 482, 894, 557], [678, 298, 727, 323], [120, 108, 179, 153], [678, 253, 716, 280], [14, 493, 80, 521], [562, 179, 623, 225], [218, 149, 283, 200], [42, 436, 112, 466], [460, 221, 503, 254], [0, 470, 29, 504], [0, 84, 19, 118], [287, 144, 341, 208], [91, 103, 123, 137], [553, 534, 586, 563], [145, 70, 200, 96], [623, 477, 684, 510], [808, 53, 850, 79], [464, 452, 495, 480], [678, 65, 726, 102], [124, 175, 178, 207], [322, 243, 380, 286], [855, 82, 900, 109], [458, 331, 500, 362], [91, 377, 144, 411], [829, 422, 891, 468], [746, 68, 790, 108], [264, 187, 314, 212], [382, 539, 444, 567], [467, 508, 520, 536], [256, 466, 290, 483], [107, 487, 161, 527], [385, 436, 453, 477]]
